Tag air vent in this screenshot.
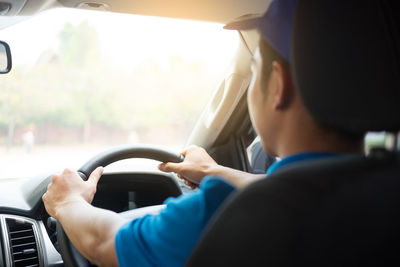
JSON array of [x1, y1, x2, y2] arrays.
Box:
[[5, 218, 40, 267]]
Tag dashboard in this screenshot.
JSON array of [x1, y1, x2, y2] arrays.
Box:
[[0, 171, 183, 267]]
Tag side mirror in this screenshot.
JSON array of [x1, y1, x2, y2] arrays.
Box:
[[0, 41, 12, 74]]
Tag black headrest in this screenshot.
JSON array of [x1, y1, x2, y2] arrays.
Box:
[[292, 0, 400, 134]]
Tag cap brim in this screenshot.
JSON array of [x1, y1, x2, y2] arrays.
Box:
[[223, 14, 262, 30]]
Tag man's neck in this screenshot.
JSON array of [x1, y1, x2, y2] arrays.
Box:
[[276, 109, 364, 158], [279, 137, 364, 158]]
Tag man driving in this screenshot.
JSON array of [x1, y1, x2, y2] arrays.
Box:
[[42, 0, 364, 266]]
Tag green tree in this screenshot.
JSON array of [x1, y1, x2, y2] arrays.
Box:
[[58, 21, 101, 68]]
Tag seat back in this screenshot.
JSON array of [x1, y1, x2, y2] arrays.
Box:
[[187, 152, 400, 266]]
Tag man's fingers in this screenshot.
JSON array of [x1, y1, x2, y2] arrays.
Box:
[[52, 174, 60, 182], [180, 146, 191, 157], [62, 168, 74, 175], [184, 179, 198, 190], [181, 145, 199, 157], [181, 149, 188, 157], [88, 166, 104, 185], [158, 162, 182, 173]]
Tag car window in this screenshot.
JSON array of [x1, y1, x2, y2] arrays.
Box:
[[0, 8, 239, 179], [364, 131, 389, 153], [247, 132, 391, 173]]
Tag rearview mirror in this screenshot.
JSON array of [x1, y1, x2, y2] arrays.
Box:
[[0, 41, 12, 74]]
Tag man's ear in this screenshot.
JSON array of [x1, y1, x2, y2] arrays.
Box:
[[271, 60, 293, 110]]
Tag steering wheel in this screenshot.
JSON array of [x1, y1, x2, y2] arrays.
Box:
[[56, 144, 184, 267]]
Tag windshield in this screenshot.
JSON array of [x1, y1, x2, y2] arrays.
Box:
[[0, 8, 239, 179]]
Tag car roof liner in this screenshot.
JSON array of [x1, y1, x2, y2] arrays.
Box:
[[291, 0, 400, 134]]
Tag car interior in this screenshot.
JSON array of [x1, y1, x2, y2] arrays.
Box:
[[0, 0, 399, 266]]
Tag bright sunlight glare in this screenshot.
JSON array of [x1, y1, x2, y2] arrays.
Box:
[[3, 8, 238, 71], [0, 8, 239, 179]]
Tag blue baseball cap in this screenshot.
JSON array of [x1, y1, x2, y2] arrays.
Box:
[[224, 0, 296, 63]]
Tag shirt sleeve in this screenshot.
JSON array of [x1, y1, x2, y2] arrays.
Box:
[[114, 177, 236, 267]]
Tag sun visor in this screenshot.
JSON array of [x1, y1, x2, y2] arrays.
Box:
[[291, 0, 400, 134]]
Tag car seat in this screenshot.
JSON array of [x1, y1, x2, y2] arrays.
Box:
[[186, 1, 400, 266]]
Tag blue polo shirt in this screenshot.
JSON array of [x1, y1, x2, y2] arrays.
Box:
[[115, 152, 338, 266]]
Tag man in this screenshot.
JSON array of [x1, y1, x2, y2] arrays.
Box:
[[42, 0, 364, 266]]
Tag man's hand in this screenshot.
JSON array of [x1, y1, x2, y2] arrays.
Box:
[[159, 145, 266, 188], [42, 167, 103, 219], [42, 166, 123, 267], [158, 145, 218, 186]]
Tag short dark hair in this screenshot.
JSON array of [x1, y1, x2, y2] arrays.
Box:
[[258, 37, 289, 95]]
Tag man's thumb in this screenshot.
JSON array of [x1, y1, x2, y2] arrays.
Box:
[[88, 166, 104, 185], [158, 162, 181, 173]]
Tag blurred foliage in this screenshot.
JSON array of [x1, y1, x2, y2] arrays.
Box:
[[0, 21, 218, 145], [59, 21, 101, 67]]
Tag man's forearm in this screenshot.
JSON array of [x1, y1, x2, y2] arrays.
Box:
[[208, 165, 265, 187], [57, 199, 127, 267]]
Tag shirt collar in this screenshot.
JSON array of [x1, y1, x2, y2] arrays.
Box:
[[266, 152, 341, 176]]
